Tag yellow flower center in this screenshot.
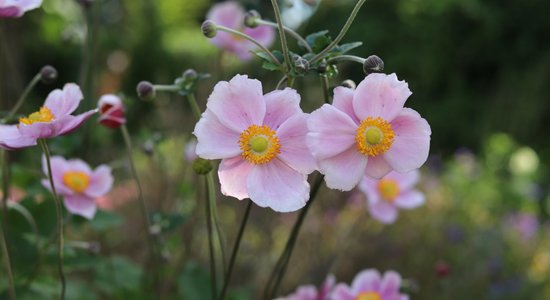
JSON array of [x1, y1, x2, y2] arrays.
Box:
[[19, 106, 55, 125], [355, 117, 395, 157], [239, 125, 280, 164], [62, 171, 90, 193], [356, 291, 382, 300], [378, 179, 400, 202]]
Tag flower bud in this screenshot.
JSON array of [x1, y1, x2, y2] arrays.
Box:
[[97, 94, 126, 129], [244, 10, 261, 28], [294, 56, 309, 74], [182, 69, 198, 81], [341, 79, 356, 89], [201, 20, 218, 38], [192, 158, 213, 175], [317, 62, 327, 73], [363, 55, 384, 74], [137, 81, 156, 100], [40, 65, 58, 84]]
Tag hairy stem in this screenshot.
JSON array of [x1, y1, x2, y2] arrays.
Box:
[[270, 0, 292, 73]]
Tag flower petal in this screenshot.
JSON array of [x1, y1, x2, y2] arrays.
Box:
[[194, 110, 241, 159], [207, 1, 243, 30], [353, 73, 412, 122], [318, 146, 367, 191], [351, 269, 382, 294], [0, 125, 36, 150], [44, 83, 83, 118], [380, 271, 402, 297], [358, 176, 380, 205], [384, 108, 431, 172], [276, 113, 317, 174], [333, 86, 360, 123], [331, 283, 355, 300], [247, 159, 309, 212], [364, 155, 392, 179], [54, 109, 97, 136], [86, 165, 114, 198], [0, 6, 21, 18], [206, 75, 265, 132], [263, 88, 302, 130], [368, 201, 398, 224], [386, 169, 420, 190], [394, 190, 425, 209], [218, 156, 253, 200], [64, 194, 97, 219], [307, 104, 357, 160]]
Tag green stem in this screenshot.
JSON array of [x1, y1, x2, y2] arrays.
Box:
[[327, 54, 366, 65], [320, 75, 331, 104], [256, 19, 312, 53], [309, 0, 367, 64], [219, 200, 252, 300], [0, 151, 15, 300], [154, 85, 180, 92], [275, 75, 288, 90], [215, 25, 282, 65], [186, 93, 203, 120], [2, 73, 41, 123], [204, 177, 218, 300], [207, 173, 228, 274], [265, 174, 324, 299], [270, 0, 292, 73], [39, 139, 66, 300]]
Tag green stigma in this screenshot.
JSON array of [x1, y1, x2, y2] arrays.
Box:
[[250, 136, 268, 153], [365, 127, 383, 145]]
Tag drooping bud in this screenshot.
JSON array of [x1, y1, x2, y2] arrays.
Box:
[[201, 20, 218, 38], [363, 55, 384, 74], [192, 158, 213, 175], [341, 79, 356, 89], [137, 81, 156, 100], [244, 10, 261, 28], [294, 56, 309, 74], [40, 65, 58, 84], [97, 94, 125, 129]]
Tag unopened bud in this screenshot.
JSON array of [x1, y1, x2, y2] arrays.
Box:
[[244, 10, 261, 28], [201, 20, 218, 38], [137, 81, 156, 100], [341, 79, 356, 89], [182, 69, 198, 81], [294, 56, 309, 74], [141, 140, 155, 156], [98, 94, 126, 129], [363, 55, 384, 74], [192, 158, 213, 175], [40, 65, 58, 84], [317, 62, 327, 73]]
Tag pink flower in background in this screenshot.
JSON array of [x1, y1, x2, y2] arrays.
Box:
[[332, 269, 408, 300], [184, 139, 198, 162], [307, 73, 431, 191], [206, 1, 275, 60], [0, 83, 97, 150], [97, 94, 125, 129], [0, 0, 42, 18], [282, 274, 336, 300], [359, 169, 425, 224], [41, 156, 113, 219], [193, 75, 316, 212]]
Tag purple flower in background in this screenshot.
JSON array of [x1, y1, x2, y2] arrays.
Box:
[[505, 212, 539, 240], [359, 169, 425, 224], [41, 156, 114, 219], [0, 0, 42, 18], [282, 274, 335, 300], [332, 269, 409, 300], [206, 1, 275, 60], [0, 83, 96, 150]]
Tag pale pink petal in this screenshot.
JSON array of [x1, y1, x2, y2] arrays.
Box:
[[384, 108, 431, 172], [0, 125, 36, 150], [353, 73, 411, 122], [368, 201, 398, 224], [247, 159, 309, 212], [330, 284, 355, 300], [358, 177, 381, 206], [193, 110, 241, 159], [364, 155, 392, 179], [351, 269, 382, 294], [263, 88, 301, 130], [319, 274, 337, 299], [286, 285, 317, 300], [44, 83, 83, 117], [18, 0, 42, 10], [318, 146, 367, 191], [218, 156, 253, 200], [41, 179, 74, 197], [206, 75, 265, 132], [0, 6, 21, 18], [66, 159, 93, 174], [42, 155, 69, 183], [333, 86, 360, 123], [276, 114, 317, 174], [64, 194, 97, 219], [54, 109, 97, 136], [244, 25, 275, 48], [307, 104, 357, 160], [85, 165, 113, 198], [380, 271, 402, 297], [394, 190, 425, 209], [207, 1, 243, 30], [385, 169, 420, 190]]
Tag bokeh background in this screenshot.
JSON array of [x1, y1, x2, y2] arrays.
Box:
[[1, 0, 550, 299]]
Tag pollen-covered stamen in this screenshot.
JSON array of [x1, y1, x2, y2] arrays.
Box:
[[239, 124, 280, 164], [62, 171, 90, 193], [355, 291, 382, 300], [19, 106, 55, 125], [377, 179, 400, 202], [355, 117, 395, 157]]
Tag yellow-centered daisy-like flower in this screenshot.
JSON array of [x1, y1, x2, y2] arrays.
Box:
[[239, 124, 281, 164], [355, 117, 395, 157]]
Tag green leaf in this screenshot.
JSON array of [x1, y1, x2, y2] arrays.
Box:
[[305, 30, 332, 54], [90, 210, 124, 231], [335, 41, 363, 54]]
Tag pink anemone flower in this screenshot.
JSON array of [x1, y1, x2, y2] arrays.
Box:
[[332, 269, 409, 300], [282, 274, 336, 300], [0, 83, 97, 150], [0, 0, 42, 18], [307, 73, 431, 191], [193, 75, 316, 212], [206, 1, 275, 60], [41, 156, 114, 219], [358, 169, 424, 224]]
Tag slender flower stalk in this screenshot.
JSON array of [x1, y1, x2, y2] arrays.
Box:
[[2, 73, 41, 123], [327, 54, 366, 65], [204, 178, 218, 300], [276, 75, 288, 90], [320, 75, 331, 104], [219, 200, 252, 300], [154, 84, 180, 92], [256, 19, 312, 53], [215, 25, 281, 65], [0, 148, 15, 300], [0, 221, 15, 300], [309, 0, 367, 64], [38, 139, 66, 300], [270, 0, 292, 72]]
